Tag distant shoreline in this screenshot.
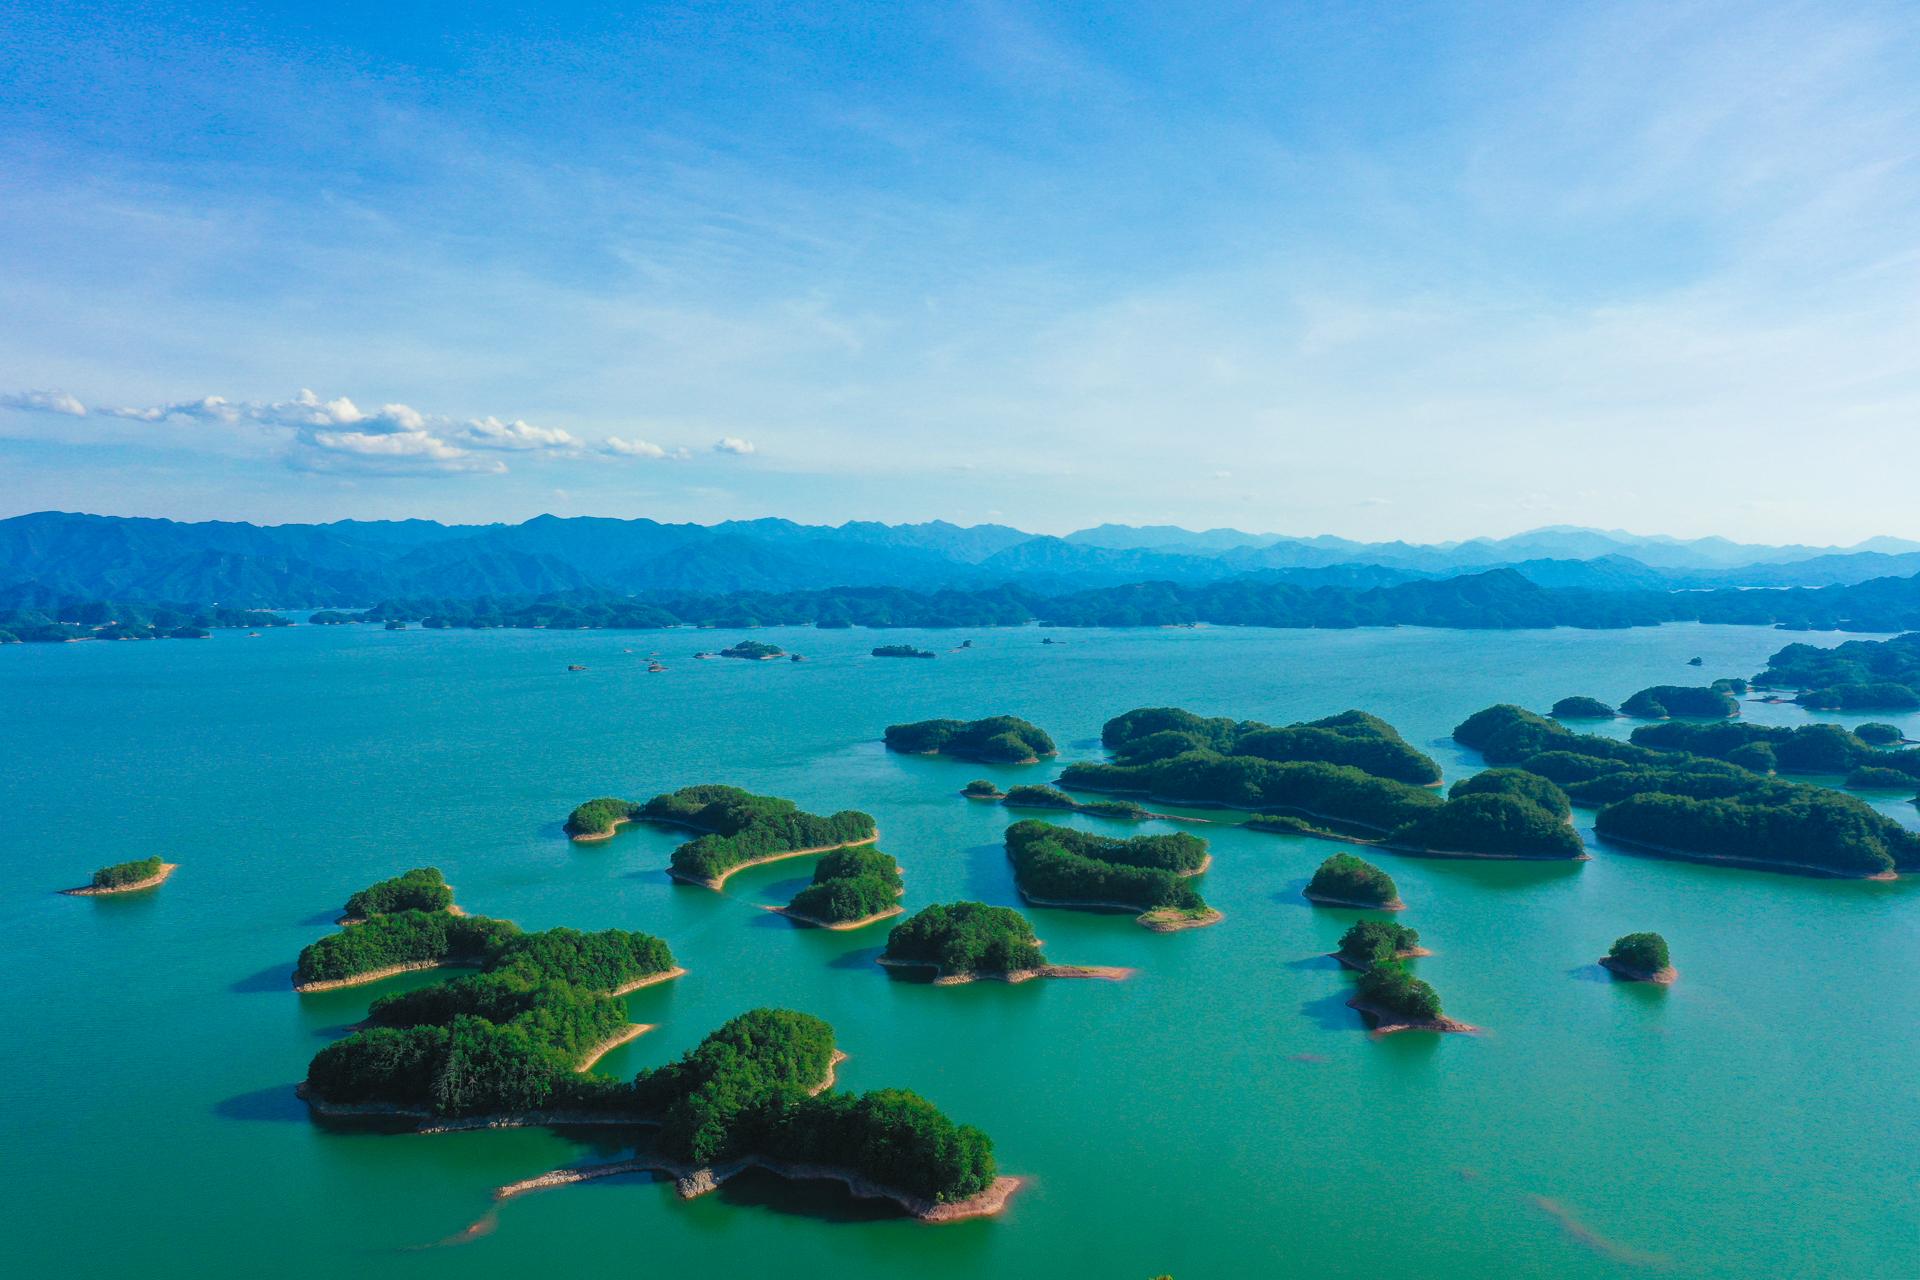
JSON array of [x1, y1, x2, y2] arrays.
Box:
[[1597, 832, 1898, 880], [877, 956, 1134, 985]]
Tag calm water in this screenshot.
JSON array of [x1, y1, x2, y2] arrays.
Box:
[[2, 623, 1915, 1280]]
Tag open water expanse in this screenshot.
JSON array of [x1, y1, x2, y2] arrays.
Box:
[[2, 621, 1915, 1279]]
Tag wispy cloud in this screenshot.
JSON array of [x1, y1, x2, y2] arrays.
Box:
[[713, 436, 757, 455], [1, 389, 87, 416]]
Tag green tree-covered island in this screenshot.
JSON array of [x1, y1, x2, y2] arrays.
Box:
[[1303, 853, 1404, 909], [564, 785, 877, 887], [62, 855, 177, 896], [1600, 932, 1676, 984], [1004, 818, 1220, 930], [1331, 920, 1429, 972], [871, 644, 937, 659], [339, 866, 455, 923], [877, 901, 1130, 984], [776, 846, 906, 929], [1452, 703, 1919, 878], [883, 714, 1057, 763], [1347, 960, 1472, 1034]]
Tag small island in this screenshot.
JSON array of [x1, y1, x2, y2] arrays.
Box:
[[1304, 853, 1404, 909], [1854, 722, 1907, 747], [871, 644, 936, 659], [717, 640, 786, 660], [1331, 920, 1429, 971], [1599, 932, 1677, 984], [340, 866, 454, 923], [565, 796, 642, 842], [1348, 960, 1473, 1034], [1620, 685, 1739, 719], [884, 715, 1055, 763], [1550, 696, 1615, 719], [777, 846, 905, 929], [961, 779, 1004, 799], [1004, 818, 1220, 930], [644, 785, 878, 888], [879, 901, 1130, 984], [483, 1009, 1018, 1221], [62, 855, 177, 896]]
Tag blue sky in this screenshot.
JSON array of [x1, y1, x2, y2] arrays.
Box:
[[1, 0, 1916, 540]]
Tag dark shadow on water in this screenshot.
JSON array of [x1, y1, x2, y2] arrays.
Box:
[[300, 909, 341, 927], [712, 1166, 908, 1224], [1567, 963, 1613, 984], [313, 1022, 363, 1040], [1068, 737, 1102, 751], [745, 910, 790, 930], [231, 962, 295, 994], [1300, 987, 1358, 1032], [214, 1083, 309, 1124], [827, 945, 885, 972], [760, 875, 811, 900], [962, 840, 1019, 903], [1285, 953, 1343, 972]]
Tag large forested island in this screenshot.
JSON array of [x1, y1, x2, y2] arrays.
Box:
[[1003, 818, 1219, 930], [883, 715, 1056, 763], [562, 785, 877, 887], [62, 855, 177, 896], [879, 902, 1129, 984], [1755, 631, 1920, 709], [1452, 703, 1920, 878], [778, 846, 905, 929], [487, 1008, 1018, 1219], [1061, 705, 1584, 860], [1620, 685, 1740, 719]]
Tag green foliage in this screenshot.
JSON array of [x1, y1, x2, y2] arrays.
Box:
[[961, 779, 1002, 797], [1001, 784, 1078, 809], [1100, 706, 1441, 785], [1451, 704, 1573, 764], [1003, 819, 1209, 912], [1336, 920, 1420, 968], [871, 644, 936, 658], [884, 715, 1054, 761], [1549, 696, 1615, 719], [1725, 742, 1777, 774], [632, 1009, 838, 1163], [565, 797, 640, 837], [294, 911, 522, 985], [1594, 788, 1917, 875], [1620, 685, 1739, 719], [786, 846, 902, 923], [1756, 633, 1920, 701], [1845, 766, 1914, 790], [1354, 960, 1443, 1021], [1608, 932, 1670, 973], [344, 867, 452, 918], [1062, 753, 1440, 834], [719, 640, 785, 659], [1390, 791, 1586, 859], [640, 785, 876, 881], [1075, 798, 1149, 819], [89, 855, 163, 888], [882, 902, 1046, 975], [1449, 768, 1572, 821], [1307, 853, 1398, 905], [1797, 683, 1920, 711], [753, 1087, 997, 1203], [1853, 723, 1906, 746]]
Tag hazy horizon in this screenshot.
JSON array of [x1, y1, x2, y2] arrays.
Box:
[[4, 2, 1918, 541]]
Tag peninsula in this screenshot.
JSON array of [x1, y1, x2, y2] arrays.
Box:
[[884, 715, 1056, 763], [777, 846, 905, 929], [1598, 932, 1678, 984], [1004, 818, 1220, 930], [878, 901, 1130, 984], [62, 856, 177, 896]]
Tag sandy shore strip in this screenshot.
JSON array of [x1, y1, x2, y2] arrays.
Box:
[[1346, 996, 1476, 1035], [61, 862, 178, 896], [877, 956, 1133, 985], [293, 959, 476, 993], [1303, 888, 1407, 910], [606, 966, 687, 996], [338, 902, 467, 926], [1331, 946, 1433, 973], [667, 832, 881, 890], [1381, 841, 1592, 863], [1598, 957, 1680, 984], [575, 1024, 654, 1072], [494, 1151, 1021, 1223], [770, 903, 906, 931], [569, 817, 634, 844], [1018, 889, 1225, 932]]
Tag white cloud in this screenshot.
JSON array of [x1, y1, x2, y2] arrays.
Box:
[[1, 389, 87, 416], [604, 435, 669, 458], [457, 416, 580, 451], [714, 436, 757, 455]]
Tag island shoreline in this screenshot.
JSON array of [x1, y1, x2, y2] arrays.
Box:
[[61, 862, 178, 896]]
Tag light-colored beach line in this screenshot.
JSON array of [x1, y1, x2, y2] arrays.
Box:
[[60, 862, 178, 896], [575, 1024, 654, 1072], [668, 832, 881, 890]]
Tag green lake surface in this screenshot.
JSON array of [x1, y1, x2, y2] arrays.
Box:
[[2, 622, 1915, 1279]]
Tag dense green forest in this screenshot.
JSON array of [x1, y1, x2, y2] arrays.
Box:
[[630, 785, 876, 883], [717, 640, 785, 659], [1755, 632, 1920, 708], [883, 715, 1056, 763], [1549, 696, 1615, 719], [1607, 932, 1671, 974], [881, 902, 1047, 976], [343, 867, 453, 918], [565, 797, 642, 838], [871, 644, 936, 658], [88, 855, 165, 888], [785, 846, 903, 924], [1336, 920, 1422, 969], [1100, 706, 1442, 785], [1003, 819, 1210, 915], [1305, 853, 1399, 906], [294, 910, 524, 985], [1620, 685, 1740, 718], [1451, 704, 1920, 876], [1353, 961, 1444, 1021], [0, 600, 289, 642]]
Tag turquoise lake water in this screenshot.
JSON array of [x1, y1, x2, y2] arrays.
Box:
[[2, 622, 1915, 1279]]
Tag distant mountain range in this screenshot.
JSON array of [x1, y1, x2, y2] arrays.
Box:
[[4, 510, 1920, 609]]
